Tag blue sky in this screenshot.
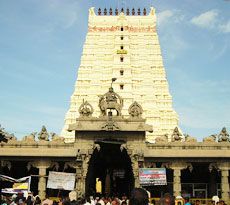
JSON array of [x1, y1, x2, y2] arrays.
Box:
[[0, 0, 229, 141]]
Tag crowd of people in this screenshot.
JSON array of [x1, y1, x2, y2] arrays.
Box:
[[0, 189, 228, 205]]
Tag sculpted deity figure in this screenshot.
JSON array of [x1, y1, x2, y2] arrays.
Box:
[[171, 127, 182, 142], [184, 134, 197, 143], [218, 127, 229, 142], [99, 87, 123, 116], [105, 87, 117, 102], [0, 125, 17, 143], [78, 100, 93, 117], [128, 101, 143, 118], [22, 132, 36, 142], [101, 117, 120, 131], [50, 132, 65, 142], [203, 134, 217, 143], [38, 126, 49, 141], [155, 134, 168, 143]]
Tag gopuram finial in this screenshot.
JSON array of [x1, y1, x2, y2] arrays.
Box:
[[109, 8, 112, 15], [94, 7, 152, 16], [115, 8, 118, 16], [98, 8, 101, 15], [132, 8, 135, 15], [104, 8, 107, 15], [137, 8, 141, 15]]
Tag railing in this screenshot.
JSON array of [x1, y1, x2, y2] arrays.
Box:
[[150, 198, 229, 205]]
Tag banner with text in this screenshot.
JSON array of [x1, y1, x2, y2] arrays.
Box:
[[47, 171, 76, 191], [139, 168, 167, 186], [0, 175, 31, 193]]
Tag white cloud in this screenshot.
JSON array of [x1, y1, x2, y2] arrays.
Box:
[[157, 10, 174, 26], [190, 10, 218, 29], [161, 34, 189, 60], [191, 10, 230, 34], [41, 0, 79, 29], [219, 20, 230, 33], [156, 10, 188, 60], [157, 9, 185, 28]]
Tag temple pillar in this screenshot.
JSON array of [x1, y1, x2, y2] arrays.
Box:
[[81, 154, 90, 195], [38, 165, 47, 200], [75, 165, 83, 197], [170, 162, 193, 197], [173, 167, 181, 197], [208, 163, 219, 197], [209, 170, 217, 197], [71, 152, 91, 197], [29, 160, 51, 200], [221, 169, 229, 202], [63, 161, 81, 198], [218, 162, 230, 202], [131, 153, 143, 188]]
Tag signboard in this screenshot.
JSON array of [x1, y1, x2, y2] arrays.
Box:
[[0, 175, 31, 193], [113, 169, 125, 178], [117, 50, 128, 54], [47, 171, 75, 191], [139, 168, 167, 186], [13, 182, 29, 190]]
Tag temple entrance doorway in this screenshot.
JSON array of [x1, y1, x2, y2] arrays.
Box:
[[86, 140, 134, 197]]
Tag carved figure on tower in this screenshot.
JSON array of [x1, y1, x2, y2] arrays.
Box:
[[79, 100, 94, 117], [128, 101, 143, 119], [22, 132, 36, 142], [38, 126, 49, 141], [0, 125, 16, 143], [203, 134, 217, 143], [99, 86, 123, 116], [218, 127, 229, 142], [171, 127, 182, 142]]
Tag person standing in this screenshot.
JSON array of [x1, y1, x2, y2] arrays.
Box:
[[184, 197, 191, 205], [129, 188, 149, 205]]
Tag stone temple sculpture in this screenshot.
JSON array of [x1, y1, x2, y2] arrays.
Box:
[[0, 125, 16, 143], [38, 126, 49, 141], [203, 134, 217, 143], [184, 134, 197, 143], [99, 87, 123, 116], [22, 132, 36, 142], [171, 127, 182, 142], [218, 127, 229, 142], [128, 101, 143, 119], [155, 134, 168, 143], [79, 100, 94, 117]]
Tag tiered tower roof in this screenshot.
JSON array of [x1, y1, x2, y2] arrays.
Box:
[[61, 7, 179, 143]]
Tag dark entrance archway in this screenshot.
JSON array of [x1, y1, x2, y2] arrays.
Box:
[[86, 140, 134, 197]]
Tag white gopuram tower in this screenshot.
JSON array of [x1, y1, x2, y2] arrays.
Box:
[[61, 7, 179, 143]]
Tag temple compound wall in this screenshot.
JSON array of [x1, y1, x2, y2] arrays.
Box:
[[1, 126, 230, 202]]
